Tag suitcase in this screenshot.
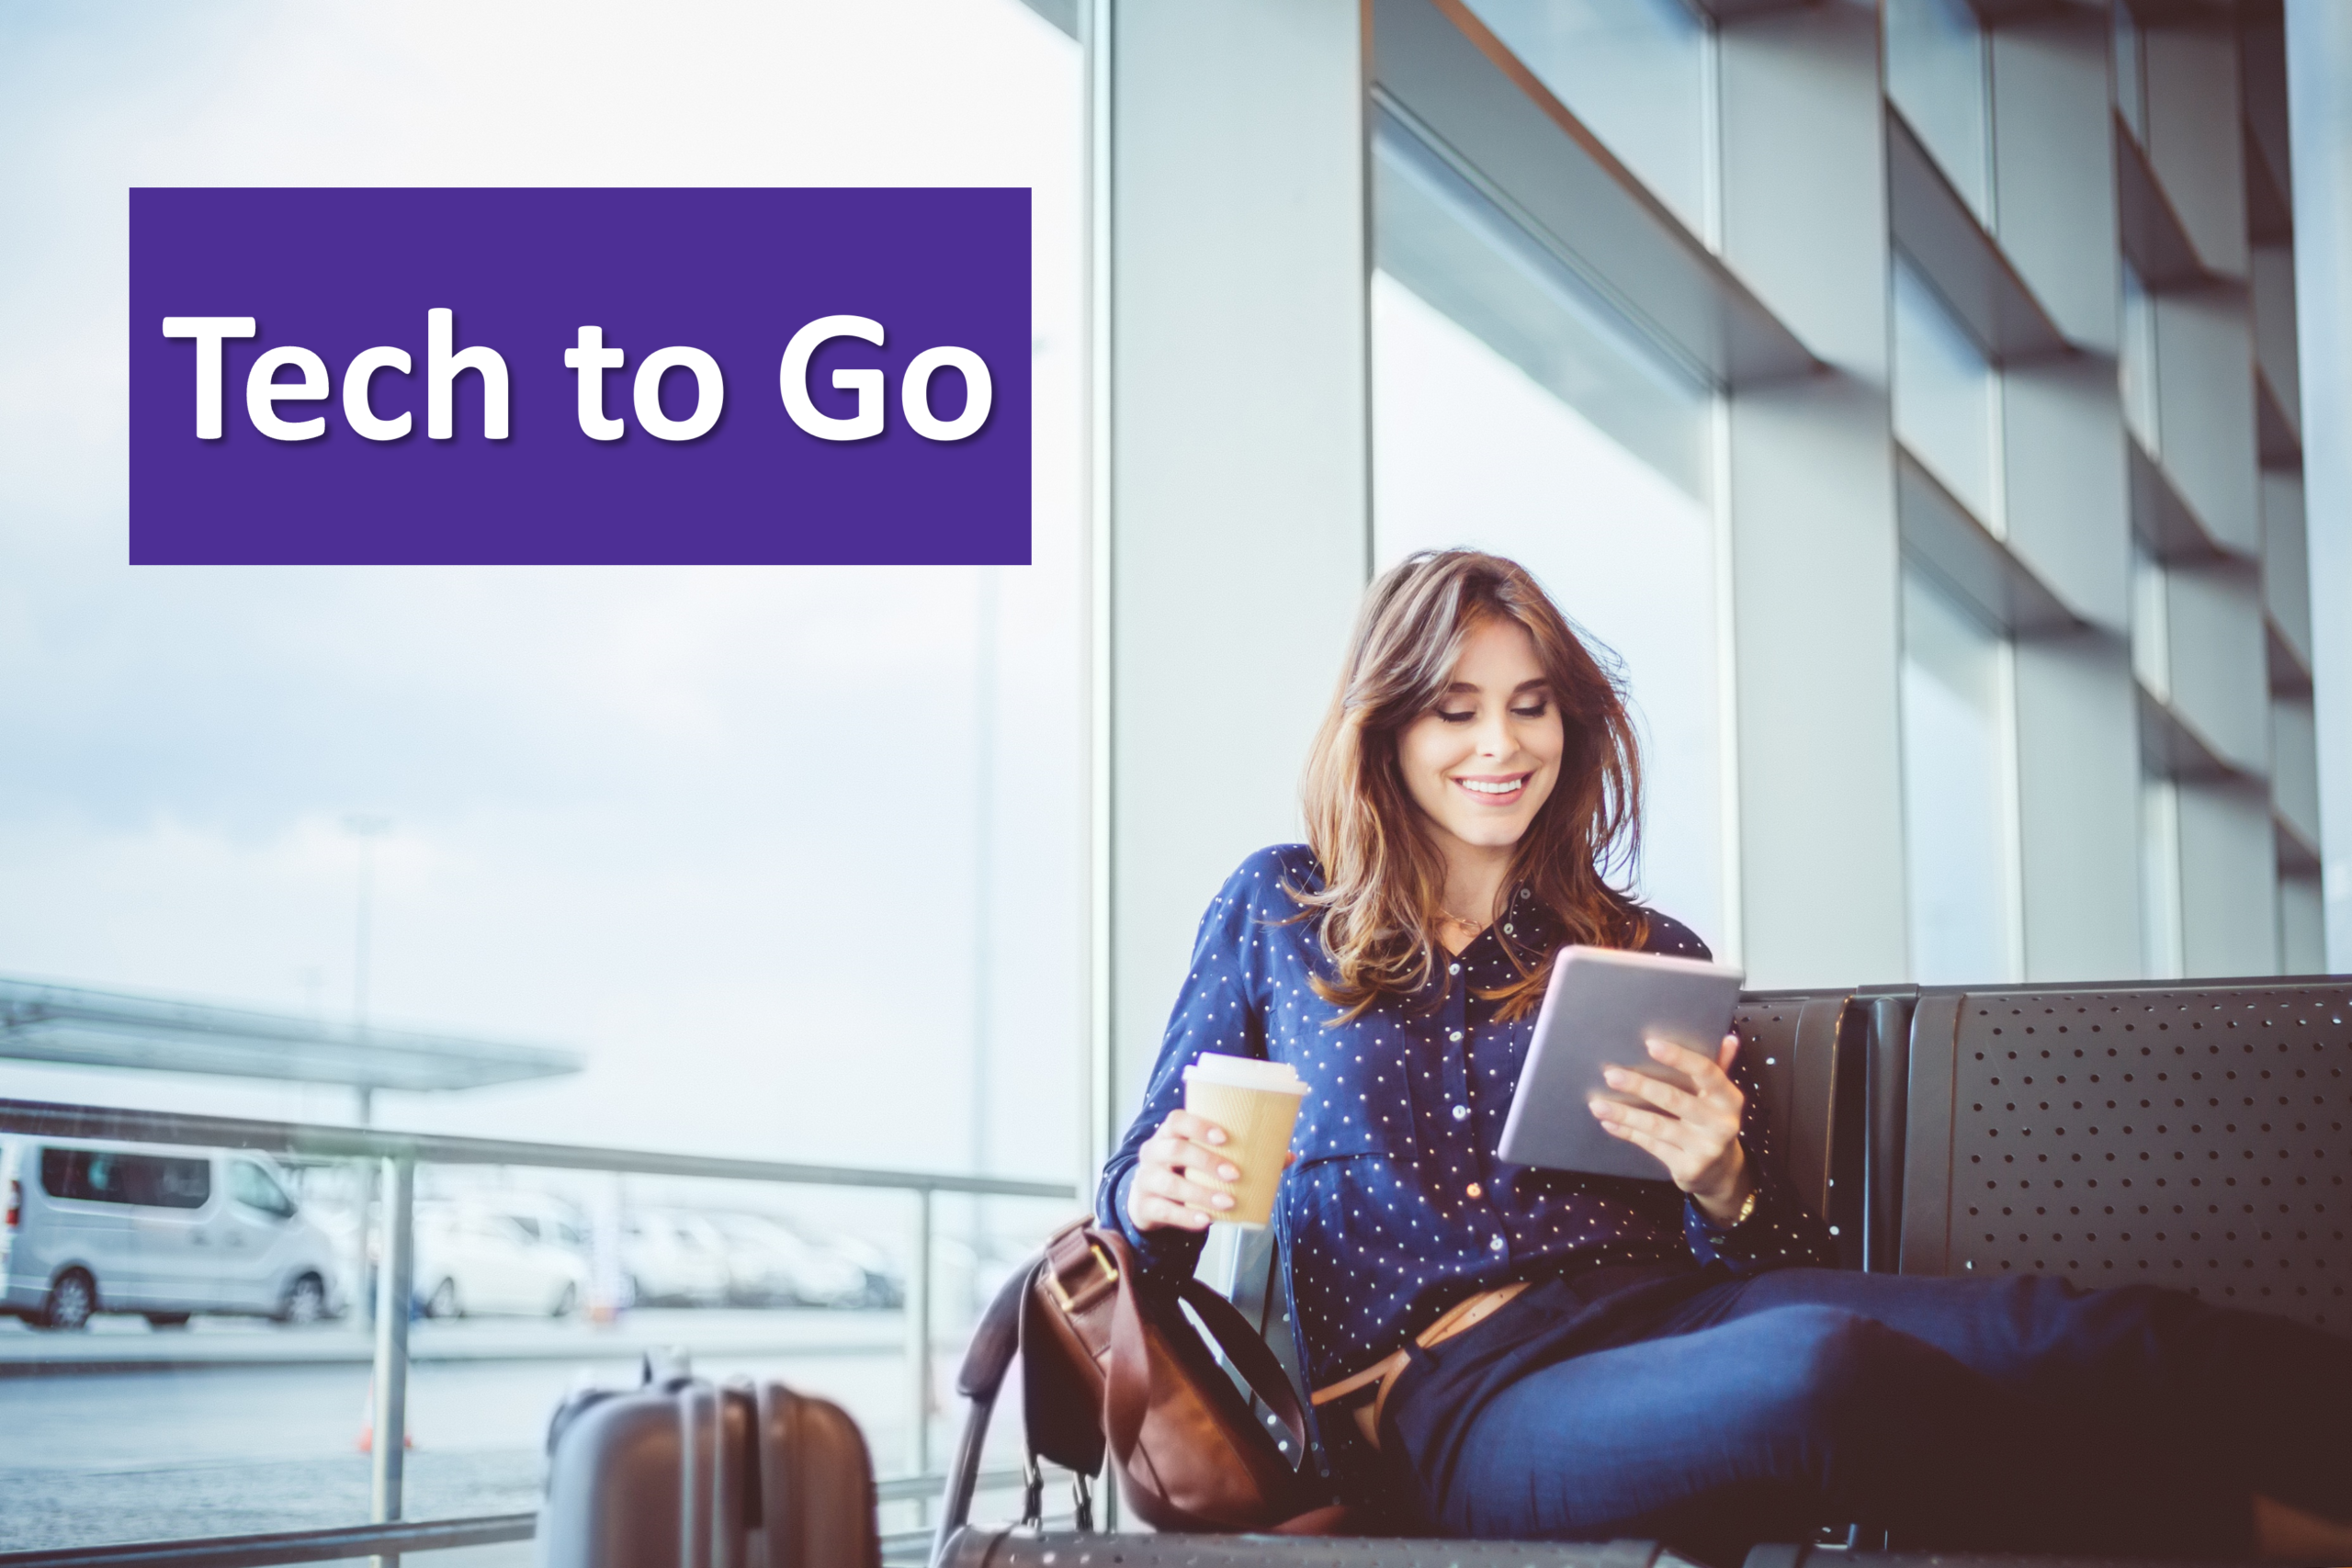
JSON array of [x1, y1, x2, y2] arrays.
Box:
[[539, 1353, 881, 1568]]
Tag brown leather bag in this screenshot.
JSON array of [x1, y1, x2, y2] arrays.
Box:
[[1018, 1219, 1334, 1533]]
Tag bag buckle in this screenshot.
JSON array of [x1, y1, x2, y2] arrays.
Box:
[[1046, 1239, 1120, 1314]]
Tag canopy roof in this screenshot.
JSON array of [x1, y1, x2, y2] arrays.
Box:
[[0, 976, 581, 1092]]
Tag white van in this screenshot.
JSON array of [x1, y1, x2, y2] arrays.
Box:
[[0, 1137, 344, 1330]]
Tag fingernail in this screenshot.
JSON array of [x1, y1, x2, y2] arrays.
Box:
[[1212, 1194, 1234, 1209], [1219, 1165, 1239, 1181], [1601, 1067, 1625, 1085], [1206, 1129, 1227, 1145]]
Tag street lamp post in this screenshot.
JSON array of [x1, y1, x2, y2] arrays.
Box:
[[343, 814, 392, 1339], [969, 571, 998, 1320], [344, 815, 392, 1065]]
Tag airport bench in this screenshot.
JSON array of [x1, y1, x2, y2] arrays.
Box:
[[929, 977, 2348, 1568], [1869, 976, 2352, 1327]]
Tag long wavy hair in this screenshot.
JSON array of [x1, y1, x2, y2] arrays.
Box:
[[1293, 549, 1647, 1021]]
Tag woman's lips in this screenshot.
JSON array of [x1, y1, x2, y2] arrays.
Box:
[[1452, 773, 1529, 806]]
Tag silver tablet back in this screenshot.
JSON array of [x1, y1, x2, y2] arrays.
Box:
[[1494, 945, 1744, 1181]]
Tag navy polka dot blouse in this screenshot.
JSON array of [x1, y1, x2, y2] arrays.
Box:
[[1098, 844, 1837, 1391]]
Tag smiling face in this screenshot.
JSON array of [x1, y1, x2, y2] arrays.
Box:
[[1395, 613, 1565, 865]]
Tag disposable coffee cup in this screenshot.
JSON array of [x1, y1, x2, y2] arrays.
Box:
[[1181, 1055, 1308, 1229]]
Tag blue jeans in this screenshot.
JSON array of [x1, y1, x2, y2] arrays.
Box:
[[1382, 1265, 2352, 1562]]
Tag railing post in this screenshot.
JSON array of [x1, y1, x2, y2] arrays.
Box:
[[370, 1155, 415, 1568], [907, 1185, 933, 1480]]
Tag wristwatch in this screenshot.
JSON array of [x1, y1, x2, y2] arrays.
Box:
[[1704, 1184, 1758, 1232], [1728, 1184, 1760, 1228]]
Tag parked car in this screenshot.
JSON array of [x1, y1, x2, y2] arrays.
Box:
[[709, 1213, 870, 1308], [413, 1201, 588, 1318], [619, 1209, 731, 1307], [470, 1191, 589, 1253], [0, 1137, 343, 1330], [791, 1221, 906, 1310]]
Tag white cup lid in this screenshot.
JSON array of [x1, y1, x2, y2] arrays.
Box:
[[1182, 1054, 1306, 1092]]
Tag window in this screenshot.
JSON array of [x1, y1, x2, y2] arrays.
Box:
[[40, 1147, 212, 1209], [2141, 775, 2186, 979], [1900, 571, 2019, 985], [1883, 0, 1991, 221], [1893, 254, 2000, 527], [2132, 545, 2171, 702], [1462, 0, 1715, 242], [229, 1159, 296, 1219], [1373, 120, 1727, 949], [2114, 3, 2149, 145], [2, 0, 1080, 1553], [1373, 117, 1711, 499], [2120, 261, 2160, 452], [1, 0, 1082, 1174]]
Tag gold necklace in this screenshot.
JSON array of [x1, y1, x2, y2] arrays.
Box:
[[1438, 905, 1488, 931]]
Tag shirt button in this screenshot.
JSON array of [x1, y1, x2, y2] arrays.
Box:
[[1466, 1182, 1484, 1199], [1451, 1104, 1470, 1122], [1502, 923, 1515, 935], [1487, 1235, 1506, 1253], [1448, 963, 1460, 976], [1450, 1031, 1464, 1043]]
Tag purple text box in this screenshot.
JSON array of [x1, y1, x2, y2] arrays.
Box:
[[130, 187, 1030, 565]]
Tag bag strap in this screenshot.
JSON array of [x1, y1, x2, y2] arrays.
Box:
[[1102, 1248, 1308, 1468], [956, 1256, 1032, 1400], [1171, 1275, 1308, 1451], [1020, 1256, 1111, 1479]]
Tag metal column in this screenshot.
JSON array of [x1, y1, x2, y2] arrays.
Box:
[[370, 1156, 414, 1568], [906, 1187, 933, 1480]]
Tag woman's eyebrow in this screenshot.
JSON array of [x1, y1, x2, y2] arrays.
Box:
[[1442, 678, 1549, 694]]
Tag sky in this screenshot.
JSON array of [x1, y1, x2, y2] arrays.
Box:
[[0, 0, 1089, 1197]]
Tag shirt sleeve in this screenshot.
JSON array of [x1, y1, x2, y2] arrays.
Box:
[[1095, 853, 1279, 1280], [1682, 1042, 1840, 1270]]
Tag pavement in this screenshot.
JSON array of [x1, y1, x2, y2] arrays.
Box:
[[0, 1304, 905, 1374], [0, 1320, 1035, 1556]]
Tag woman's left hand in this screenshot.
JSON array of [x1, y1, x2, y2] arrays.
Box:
[[1590, 1032, 1753, 1227]]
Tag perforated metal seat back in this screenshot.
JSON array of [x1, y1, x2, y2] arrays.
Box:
[[1899, 980, 2352, 1333]]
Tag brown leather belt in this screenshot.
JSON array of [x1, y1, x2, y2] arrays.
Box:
[[1308, 1280, 1529, 1450]]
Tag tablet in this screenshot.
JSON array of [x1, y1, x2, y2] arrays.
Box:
[[1494, 944, 1745, 1181]]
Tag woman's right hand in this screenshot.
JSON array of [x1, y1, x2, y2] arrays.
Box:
[[1125, 1109, 1243, 1232]]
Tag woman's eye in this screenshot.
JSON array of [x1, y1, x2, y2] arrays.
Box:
[[1435, 709, 1476, 724], [1510, 703, 1549, 719]]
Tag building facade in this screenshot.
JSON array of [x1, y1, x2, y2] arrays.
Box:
[[1074, 0, 2324, 1145]]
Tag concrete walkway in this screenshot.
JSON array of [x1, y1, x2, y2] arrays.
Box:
[[0, 1305, 907, 1374]]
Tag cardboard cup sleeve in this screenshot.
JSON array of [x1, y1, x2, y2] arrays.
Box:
[[1182, 1070, 1308, 1229]]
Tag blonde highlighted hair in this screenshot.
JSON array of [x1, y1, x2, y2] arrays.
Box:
[[1293, 549, 1646, 1021]]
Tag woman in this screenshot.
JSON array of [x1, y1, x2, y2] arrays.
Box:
[[1099, 549, 2352, 1562]]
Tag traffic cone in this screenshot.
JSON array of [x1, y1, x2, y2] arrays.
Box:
[[356, 1373, 416, 1454]]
